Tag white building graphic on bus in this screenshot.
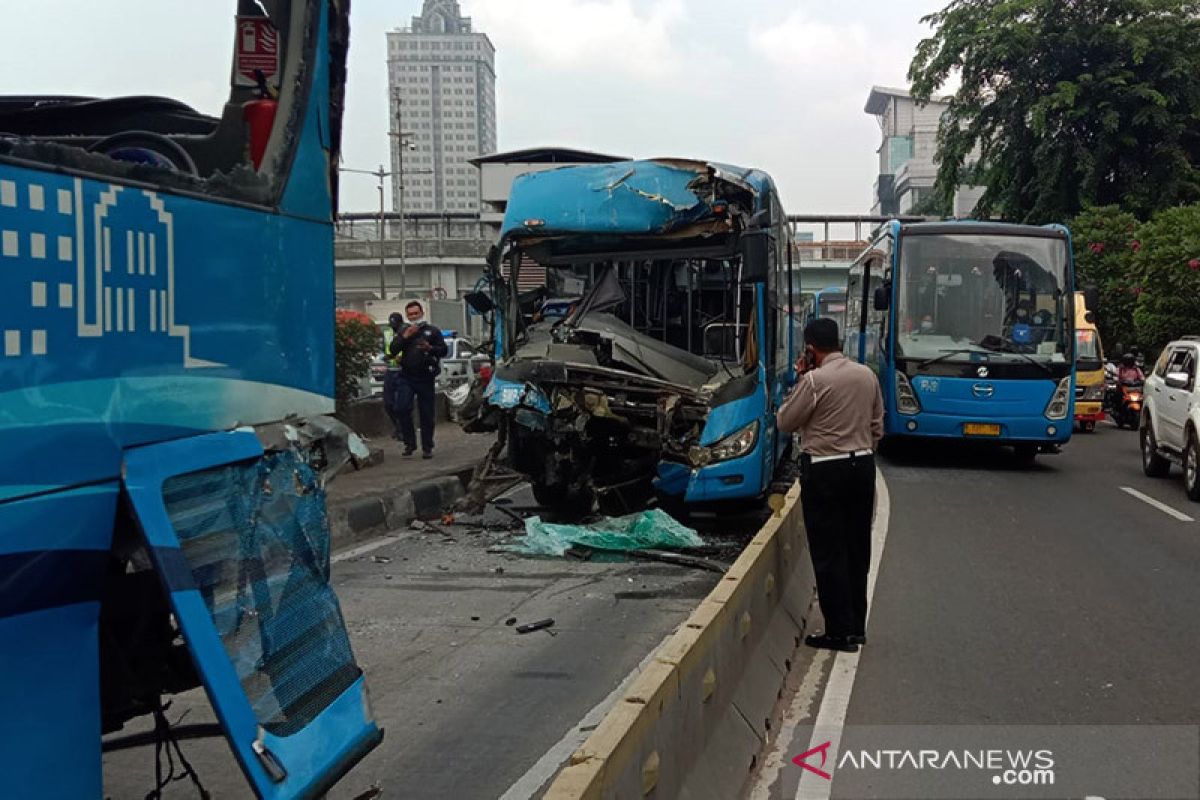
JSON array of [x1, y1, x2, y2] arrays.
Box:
[[1, 175, 216, 367]]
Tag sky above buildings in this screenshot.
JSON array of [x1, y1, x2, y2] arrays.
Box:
[[3, 0, 946, 215]]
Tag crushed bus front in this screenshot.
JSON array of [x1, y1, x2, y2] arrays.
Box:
[[470, 159, 791, 514]]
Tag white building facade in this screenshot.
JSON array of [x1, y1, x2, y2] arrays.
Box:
[[865, 85, 984, 218], [387, 1, 497, 214]]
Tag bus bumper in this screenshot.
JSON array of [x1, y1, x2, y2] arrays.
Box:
[[1074, 403, 1104, 423], [888, 412, 1073, 444], [655, 454, 765, 504]]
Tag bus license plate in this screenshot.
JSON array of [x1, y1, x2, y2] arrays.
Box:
[[964, 423, 1001, 436]]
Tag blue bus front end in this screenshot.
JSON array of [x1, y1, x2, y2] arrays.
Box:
[[1, 4, 381, 798], [846, 221, 1075, 457], [475, 159, 795, 514]]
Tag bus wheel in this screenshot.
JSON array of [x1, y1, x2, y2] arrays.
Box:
[[1083, 421, 1096, 433], [1013, 444, 1039, 465], [532, 481, 595, 517]]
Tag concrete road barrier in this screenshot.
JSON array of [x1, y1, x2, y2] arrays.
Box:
[[544, 483, 816, 800]]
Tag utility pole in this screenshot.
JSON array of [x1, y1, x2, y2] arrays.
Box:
[[343, 166, 394, 302], [389, 90, 431, 302]]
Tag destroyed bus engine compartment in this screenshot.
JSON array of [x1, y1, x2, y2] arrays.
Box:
[[471, 158, 797, 516]]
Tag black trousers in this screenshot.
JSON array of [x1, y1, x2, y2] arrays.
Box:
[[800, 453, 876, 638], [393, 375, 436, 452], [382, 370, 405, 438]]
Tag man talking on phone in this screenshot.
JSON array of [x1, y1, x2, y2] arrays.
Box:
[[776, 318, 884, 653]]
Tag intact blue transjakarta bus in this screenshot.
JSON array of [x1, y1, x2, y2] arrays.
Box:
[[809, 285, 848, 330], [476, 159, 796, 513], [844, 221, 1076, 460], [0, 3, 381, 798]]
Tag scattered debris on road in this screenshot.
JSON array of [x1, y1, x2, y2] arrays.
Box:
[[515, 618, 555, 635], [371, 555, 392, 564]]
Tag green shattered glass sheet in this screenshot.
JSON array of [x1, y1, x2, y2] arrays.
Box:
[[505, 509, 704, 556]]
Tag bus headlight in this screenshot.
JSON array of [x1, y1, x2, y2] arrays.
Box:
[[895, 372, 921, 415], [1082, 382, 1106, 402], [708, 420, 759, 464], [1044, 377, 1072, 420]]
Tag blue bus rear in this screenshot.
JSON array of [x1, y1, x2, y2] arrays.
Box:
[[475, 159, 796, 512], [844, 221, 1075, 458], [0, 4, 381, 798]]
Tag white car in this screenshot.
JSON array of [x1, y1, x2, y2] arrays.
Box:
[[1141, 336, 1200, 500]]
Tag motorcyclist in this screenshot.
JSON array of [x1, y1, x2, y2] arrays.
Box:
[[1117, 352, 1144, 385]]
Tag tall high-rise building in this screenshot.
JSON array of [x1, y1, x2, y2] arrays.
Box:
[[387, 1, 497, 214]]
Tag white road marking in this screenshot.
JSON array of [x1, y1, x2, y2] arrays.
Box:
[[331, 534, 402, 564], [498, 637, 670, 800], [794, 470, 892, 800], [746, 647, 833, 800], [1120, 487, 1195, 523]]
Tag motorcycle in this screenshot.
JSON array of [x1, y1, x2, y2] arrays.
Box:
[[1107, 379, 1144, 429]]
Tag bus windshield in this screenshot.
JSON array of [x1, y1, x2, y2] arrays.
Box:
[[896, 233, 1071, 364]]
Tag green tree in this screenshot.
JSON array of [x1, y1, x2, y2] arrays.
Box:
[[1070, 205, 1141, 351], [1130, 204, 1200, 353], [909, 0, 1200, 224]]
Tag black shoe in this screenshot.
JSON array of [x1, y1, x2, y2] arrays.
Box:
[[402, 446, 416, 457], [847, 635, 867, 646], [421, 451, 433, 460], [805, 633, 859, 653]]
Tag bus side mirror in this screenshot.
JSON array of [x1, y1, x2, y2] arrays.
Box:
[[1084, 310, 1096, 324], [741, 230, 770, 281], [873, 283, 891, 311], [1083, 285, 1100, 313]]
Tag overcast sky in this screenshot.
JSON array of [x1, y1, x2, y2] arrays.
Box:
[[3, 1, 945, 215]]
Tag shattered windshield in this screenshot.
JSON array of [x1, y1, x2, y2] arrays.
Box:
[[896, 233, 1072, 364]]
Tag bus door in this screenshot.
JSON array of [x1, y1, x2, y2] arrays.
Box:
[[122, 430, 381, 799]]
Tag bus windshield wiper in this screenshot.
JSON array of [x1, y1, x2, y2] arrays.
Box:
[[918, 348, 985, 369], [976, 339, 1055, 376]]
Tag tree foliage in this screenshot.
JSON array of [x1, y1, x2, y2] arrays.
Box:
[[910, 0, 1200, 223], [1130, 204, 1200, 352], [334, 310, 382, 405], [1070, 205, 1141, 351]]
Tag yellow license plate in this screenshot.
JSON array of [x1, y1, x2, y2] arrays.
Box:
[[963, 423, 1001, 436]]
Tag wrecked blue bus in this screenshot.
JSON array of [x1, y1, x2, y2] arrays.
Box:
[[472, 159, 796, 514], [0, 3, 381, 798], [844, 220, 1076, 461]]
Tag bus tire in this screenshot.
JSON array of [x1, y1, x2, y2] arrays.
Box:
[[1013, 444, 1039, 465], [532, 481, 594, 517]]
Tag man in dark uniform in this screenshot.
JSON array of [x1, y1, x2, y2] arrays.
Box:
[[387, 301, 448, 458], [776, 318, 884, 653]]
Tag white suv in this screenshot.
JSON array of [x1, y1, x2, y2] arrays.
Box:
[[1141, 337, 1200, 500]]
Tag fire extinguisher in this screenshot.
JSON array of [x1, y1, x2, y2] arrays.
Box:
[[243, 69, 278, 170]]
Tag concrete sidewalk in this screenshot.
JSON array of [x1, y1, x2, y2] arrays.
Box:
[[326, 419, 496, 548]]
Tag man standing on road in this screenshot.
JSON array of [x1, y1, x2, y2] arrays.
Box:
[[387, 301, 448, 459], [777, 318, 884, 653], [383, 312, 407, 441]]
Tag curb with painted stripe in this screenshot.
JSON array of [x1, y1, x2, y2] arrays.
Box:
[[544, 482, 816, 800]]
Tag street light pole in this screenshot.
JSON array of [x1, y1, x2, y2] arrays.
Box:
[[342, 166, 396, 303], [376, 165, 386, 300]]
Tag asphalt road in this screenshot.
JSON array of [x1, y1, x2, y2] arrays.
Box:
[[102, 488, 742, 800], [754, 424, 1200, 800]]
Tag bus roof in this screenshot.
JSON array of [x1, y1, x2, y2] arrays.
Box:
[[499, 158, 777, 253], [897, 220, 1068, 239]]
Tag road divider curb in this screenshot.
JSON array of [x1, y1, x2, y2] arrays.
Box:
[[327, 474, 466, 550], [544, 483, 816, 800]]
